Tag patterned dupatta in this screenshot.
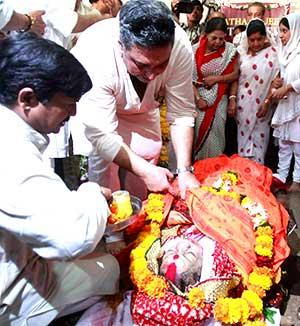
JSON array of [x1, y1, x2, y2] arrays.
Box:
[[194, 36, 237, 154]]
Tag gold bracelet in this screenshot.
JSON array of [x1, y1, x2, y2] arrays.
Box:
[[264, 98, 270, 104], [19, 14, 33, 32]]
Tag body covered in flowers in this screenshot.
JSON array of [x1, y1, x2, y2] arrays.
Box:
[[129, 155, 290, 325]]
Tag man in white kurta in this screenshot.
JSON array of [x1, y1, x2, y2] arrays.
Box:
[[0, 33, 119, 326], [71, 0, 199, 199]]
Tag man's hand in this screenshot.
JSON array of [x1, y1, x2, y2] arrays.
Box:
[[28, 10, 46, 36], [99, 186, 112, 200], [177, 172, 200, 199], [141, 164, 174, 193]]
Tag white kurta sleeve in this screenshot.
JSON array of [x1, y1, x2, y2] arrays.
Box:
[[0, 0, 14, 29], [45, 0, 78, 38], [71, 21, 123, 162], [291, 78, 300, 94], [165, 26, 196, 127], [1, 176, 109, 260], [76, 84, 123, 162]]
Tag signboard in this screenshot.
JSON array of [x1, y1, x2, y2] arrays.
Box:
[[220, 2, 290, 34]]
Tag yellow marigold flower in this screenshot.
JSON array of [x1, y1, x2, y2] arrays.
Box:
[[144, 277, 168, 298], [247, 284, 266, 298], [241, 290, 263, 317], [214, 298, 250, 324], [255, 245, 273, 258], [243, 321, 267, 326], [222, 171, 238, 184], [188, 287, 205, 308], [148, 193, 164, 201], [256, 235, 273, 246], [147, 210, 164, 223], [249, 272, 272, 291], [130, 247, 146, 259], [241, 196, 252, 206], [252, 266, 273, 277], [255, 226, 273, 237]]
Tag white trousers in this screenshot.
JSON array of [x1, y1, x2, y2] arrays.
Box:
[[277, 139, 300, 183], [0, 252, 119, 326]]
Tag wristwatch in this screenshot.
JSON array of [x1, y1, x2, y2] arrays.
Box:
[[174, 166, 195, 175]]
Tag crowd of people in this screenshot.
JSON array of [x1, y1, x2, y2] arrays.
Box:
[[0, 0, 299, 324]]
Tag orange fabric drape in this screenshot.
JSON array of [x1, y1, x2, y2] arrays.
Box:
[[186, 155, 290, 281]]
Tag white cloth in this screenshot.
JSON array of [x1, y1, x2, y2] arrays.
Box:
[[236, 46, 279, 164], [275, 139, 300, 183], [0, 105, 119, 325], [0, 0, 13, 29], [70, 18, 196, 189], [272, 13, 300, 138]]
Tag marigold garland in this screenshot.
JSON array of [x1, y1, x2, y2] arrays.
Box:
[[130, 193, 169, 298], [158, 102, 169, 167], [210, 171, 277, 325], [130, 171, 279, 325], [187, 287, 205, 308]]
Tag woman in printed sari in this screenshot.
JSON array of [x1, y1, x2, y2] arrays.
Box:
[[235, 19, 279, 164], [193, 17, 239, 160]]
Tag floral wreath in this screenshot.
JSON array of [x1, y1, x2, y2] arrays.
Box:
[[129, 172, 281, 325]]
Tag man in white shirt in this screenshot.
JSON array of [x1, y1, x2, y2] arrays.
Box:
[[72, 0, 200, 200], [0, 33, 119, 326]]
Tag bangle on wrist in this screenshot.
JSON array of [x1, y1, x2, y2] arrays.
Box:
[[19, 14, 33, 33], [264, 98, 270, 104], [229, 95, 237, 100]]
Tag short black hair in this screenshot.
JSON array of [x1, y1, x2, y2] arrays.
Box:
[[0, 33, 92, 107], [119, 0, 175, 50], [246, 19, 266, 37], [205, 17, 228, 34]]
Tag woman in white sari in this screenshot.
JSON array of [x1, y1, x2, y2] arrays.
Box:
[[235, 19, 279, 164], [272, 13, 300, 192]]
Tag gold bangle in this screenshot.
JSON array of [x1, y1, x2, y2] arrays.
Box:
[[19, 14, 33, 32], [264, 98, 270, 104]]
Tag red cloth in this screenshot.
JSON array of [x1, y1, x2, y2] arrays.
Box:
[[131, 291, 212, 326], [194, 38, 238, 153]]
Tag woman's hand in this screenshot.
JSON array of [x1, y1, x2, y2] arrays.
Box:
[[202, 76, 219, 89], [271, 85, 291, 100], [227, 97, 237, 117], [196, 97, 209, 111], [256, 104, 268, 118]]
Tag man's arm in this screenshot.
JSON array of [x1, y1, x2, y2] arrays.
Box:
[[1, 7, 45, 35], [72, 12, 111, 33], [113, 142, 174, 193]]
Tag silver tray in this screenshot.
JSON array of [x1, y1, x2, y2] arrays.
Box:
[[105, 195, 142, 235]]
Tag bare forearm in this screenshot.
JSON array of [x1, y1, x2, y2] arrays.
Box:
[[72, 13, 110, 33], [170, 125, 194, 168], [113, 142, 150, 178], [2, 11, 29, 31]]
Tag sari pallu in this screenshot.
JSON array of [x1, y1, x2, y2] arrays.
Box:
[[193, 37, 237, 156]]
